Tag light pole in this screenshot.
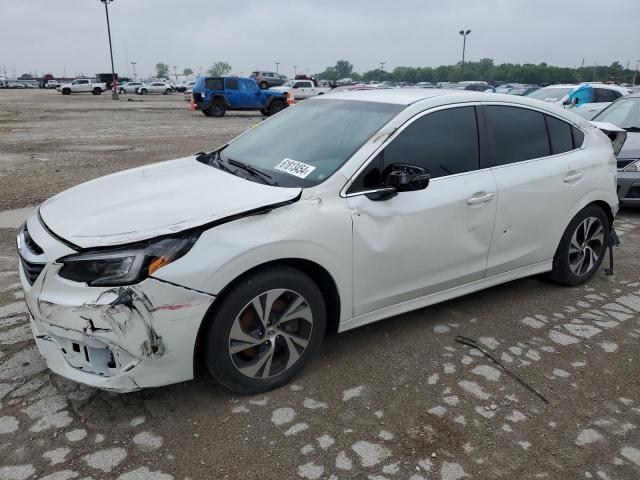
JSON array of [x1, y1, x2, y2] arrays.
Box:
[[633, 60, 640, 86], [293, 65, 297, 78], [100, 0, 118, 99], [458, 29, 471, 81], [173, 65, 178, 81], [275, 61, 280, 75], [130, 61, 137, 80], [379, 61, 385, 81]]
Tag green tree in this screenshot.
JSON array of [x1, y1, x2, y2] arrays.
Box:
[[207, 61, 232, 76], [183, 68, 194, 77], [155, 62, 170, 78], [334, 60, 354, 79]]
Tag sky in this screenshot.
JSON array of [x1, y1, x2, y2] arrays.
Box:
[[0, 0, 638, 79]]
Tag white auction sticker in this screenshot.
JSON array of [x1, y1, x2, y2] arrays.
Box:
[[274, 158, 316, 179]]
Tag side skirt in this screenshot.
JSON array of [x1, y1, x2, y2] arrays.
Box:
[[338, 260, 553, 333]]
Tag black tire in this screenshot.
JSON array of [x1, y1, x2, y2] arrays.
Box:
[[205, 100, 226, 117], [92, 88, 102, 95], [269, 100, 286, 116], [164, 89, 171, 95], [202, 267, 327, 394], [62, 88, 71, 95], [140, 89, 148, 95], [260, 108, 271, 117], [260, 81, 269, 90], [119, 89, 125, 94], [549, 205, 610, 286]]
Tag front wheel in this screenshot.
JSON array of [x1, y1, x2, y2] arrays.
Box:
[[164, 89, 171, 95], [549, 205, 609, 286], [202, 267, 326, 394], [269, 100, 286, 116], [140, 89, 148, 95]]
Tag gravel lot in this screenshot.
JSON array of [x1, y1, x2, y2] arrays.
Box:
[[1, 89, 640, 480]]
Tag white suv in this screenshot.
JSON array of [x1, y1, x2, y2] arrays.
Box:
[[18, 89, 619, 394]]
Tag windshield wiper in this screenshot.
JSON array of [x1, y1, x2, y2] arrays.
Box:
[[226, 158, 278, 185], [196, 150, 236, 175]]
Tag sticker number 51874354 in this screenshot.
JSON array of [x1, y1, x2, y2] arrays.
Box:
[[274, 158, 316, 179]]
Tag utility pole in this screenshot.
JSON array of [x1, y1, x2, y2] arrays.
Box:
[[100, 0, 119, 100], [275, 61, 280, 74], [125, 42, 130, 78], [130, 61, 137, 80], [459, 29, 471, 81], [379, 61, 385, 81], [173, 65, 177, 81], [293, 65, 297, 78], [633, 60, 640, 86], [593, 62, 597, 82]]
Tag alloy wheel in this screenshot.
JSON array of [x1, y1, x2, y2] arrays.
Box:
[[228, 289, 313, 379], [568, 216, 605, 276]]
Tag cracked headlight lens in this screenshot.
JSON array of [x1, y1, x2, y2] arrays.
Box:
[[58, 231, 199, 286]]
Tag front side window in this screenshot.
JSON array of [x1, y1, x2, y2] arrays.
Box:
[[382, 106, 480, 179], [240, 78, 258, 93], [219, 99, 402, 187], [485, 106, 550, 166]]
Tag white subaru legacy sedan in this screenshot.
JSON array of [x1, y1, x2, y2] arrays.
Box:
[[18, 89, 619, 394]]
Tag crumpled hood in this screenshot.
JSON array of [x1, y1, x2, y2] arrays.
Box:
[[39, 157, 301, 249]]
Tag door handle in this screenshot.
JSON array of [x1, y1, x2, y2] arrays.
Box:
[[563, 172, 583, 183], [467, 193, 495, 205]]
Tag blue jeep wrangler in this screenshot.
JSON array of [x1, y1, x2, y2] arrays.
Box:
[[192, 76, 288, 117]]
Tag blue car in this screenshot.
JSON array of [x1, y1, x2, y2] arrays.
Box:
[[192, 76, 288, 117]]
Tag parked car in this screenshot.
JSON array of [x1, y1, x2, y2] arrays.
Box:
[[18, 89, 623, 395], [191, 76, 288, 117], [250, 71, 286, 90], [136, 82, 172, 95], [415, 82, 435, 89], [592, 93, 640, 206], [118, 81, 143, 94], [56, 79, 107, 95], [46, 80, 61, 89], [527, 84, 631, 119], [269, 79, 330, 100], [176, 80, 196, 93], [508, 85, 540, 96]]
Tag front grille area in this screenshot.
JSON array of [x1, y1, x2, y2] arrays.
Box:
[[617, 158, 637, 170], [17, 224, 46, 285], [20, 256, 45, 285]]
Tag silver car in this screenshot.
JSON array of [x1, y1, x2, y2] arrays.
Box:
[[118, 81, 143, 94], [136, 82, 172, 95], [593, 92, 640, 206]]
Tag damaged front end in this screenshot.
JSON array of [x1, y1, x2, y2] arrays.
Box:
[[18, 219, 214, 393]]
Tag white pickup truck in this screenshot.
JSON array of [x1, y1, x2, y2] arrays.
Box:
[[269, 79, 330, 100], [56, 79, 107, 95]]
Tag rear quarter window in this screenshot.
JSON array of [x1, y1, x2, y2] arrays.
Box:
[[205, 78, 224, 90], [545, 115, 574, 154]]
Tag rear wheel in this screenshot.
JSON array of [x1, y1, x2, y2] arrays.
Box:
[[62, 88, 71, 95], [140, 89, 148, 95], [269, 100, 286, 116], [549, 205, 609, 286], [202, 267, 326, 394], [205, 100, 226, 117], [92, 88, 102, 95]]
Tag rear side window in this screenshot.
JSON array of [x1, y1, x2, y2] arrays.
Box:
[[205, 78, 224, 90], [545, 115, 574, 154], [486, 106, 550, 166], [382, 106, 480, 179], [225, 78, 239, 90], [593, 88, 619, 103]]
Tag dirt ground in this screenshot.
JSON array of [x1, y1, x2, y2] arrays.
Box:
[[1, 89, 640, 480]]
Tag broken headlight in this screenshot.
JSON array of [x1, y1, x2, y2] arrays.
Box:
[[58, 231, 199, 286]]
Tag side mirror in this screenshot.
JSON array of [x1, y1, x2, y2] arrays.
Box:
[[384, 164, 430, 192], [364, 163, 430, 201], [563, 98, 572, 106]]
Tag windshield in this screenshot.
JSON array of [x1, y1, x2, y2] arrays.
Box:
[[282, 81, 295, 87], [527, 87, 573, 102], [594, 97, 640, 129], [219, 99, 403, 187]]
